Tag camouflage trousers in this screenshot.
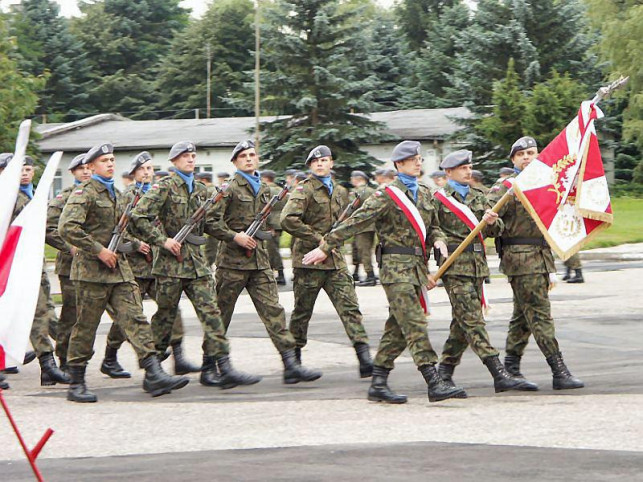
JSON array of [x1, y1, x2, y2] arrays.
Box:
[[152, 276, 229, 357], [290, 268, 368, 348], [506, 274, 560, 358], [374, 282, 438, 369], [203, 236, 219, 268], [353, 232, 375, 274], [31, 269, 57, 357], [106, 277, 183, 350], [563, 253, 582, 270], [267, 230, 284, 271], [215, 268, 295, 353], [439, 275, 499, 366], [68, 281, 156, 367]]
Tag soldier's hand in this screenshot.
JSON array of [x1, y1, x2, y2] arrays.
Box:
[[434, 240, 449, 259], [483, 209, 498, 225], [302, 247, 328, 265], [427, 275, 438, 290], [70, 246, 78, 256], [138, 242, 151, 255], [98, 248, 118, 269], [164, 238, 182, 256], [234, 232, 257, 250]]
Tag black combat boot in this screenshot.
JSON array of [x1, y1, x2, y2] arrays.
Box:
[[0, 373, 9, 390], [546, 352, 584, 390], [281, 350, 322, 384], [504, 354, 539, 391], [1, 366, 17, 374], [352, 266, 360, 282], [172, 342, 201, 375], [100, 346, 131, 379], [562, 267, 572, 281], [142, 356, 189, 397], [367, 366, 407, 404], [294, 347, 302, 364], [356, 273, 377, 287], [67, 366, 97, 403], [276, 270, 287, 286], [39, 353, 71, 386], [483, 355, 537, 392], [216, 355, 262, 390], [59, 356, 67, 373], [419, 364, 467, 402], [567, 269, 584, 283], [200, 355, 221, 387], [354, 343, 373, 378], [437, 363, 457, 389]]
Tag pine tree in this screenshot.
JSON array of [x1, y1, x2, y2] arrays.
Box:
[[395, 0, 457, 51]]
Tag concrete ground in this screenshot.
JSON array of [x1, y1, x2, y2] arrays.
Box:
[[1, 245, 642, 481]]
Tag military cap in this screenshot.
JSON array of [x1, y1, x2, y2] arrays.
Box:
[[196, 172, 213, 182], [350, 170, 369, 181], [23, 155, 35, 166], [128, 151, 152, 175], [231, 139, 255, 162], [67, 154, 86, 171], [285, 168, 298, 176], [509, 136, 537, 158], [260, 169, 276, 179], [499, 167, 514, 176], [155, 170, 170, 178], [168, 166, 176, 173], [429, 170, 446, 179], [471, 170, 484, 182], [169, 141, 196, 161], [391, 140, 421, 163], [0, 153, 13, 169], [373, 168, 385, 176], [217, 171, 230, 179], [85, 142, 114, 164], [440, 149, 473, 169], [295, 171, 308, 181], [384, 169, 398, 177], [306, 145, 332, 165]]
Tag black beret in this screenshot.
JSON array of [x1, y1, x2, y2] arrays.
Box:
[[350, 170, 368, 180], [155, 170, 170, 178], [85, 143, 114, 164], [0, 153, 13, 169], [499, 167, 515, 176], [128, 151, 153, 175], [295, 171, 308, 181], [509, 136, 537, 158], [471, 170, 484, 181], [196, 172, 213, 182], [285, 169, 298, 176], [23, 155, 35, 166], [168, 166, 176, 173], [231, 140, 255, 161], [306, 145, 332, 165], [391, 141, 421, 163], [440, 150, 473, 169], [169, 141, 196, 161]]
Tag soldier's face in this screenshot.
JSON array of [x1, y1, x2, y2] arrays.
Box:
[[72, 164, 92, 182], [20, 165, 35, 185], [350, 176, 365, 188], [396, 155, 423, 177], [173, 152, 197, 173], [309, 156, 333, 177], [90, 154, 116, 178], [233, 148, 259, 173], [512, 147, 538, 170], [446, 164, 472, 184], [432, 176, 447, 187], [134, 160, 154, 183]]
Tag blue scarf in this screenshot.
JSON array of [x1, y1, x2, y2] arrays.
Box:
[[174, 169, 195, 194], [237, 170, 261, 197], [398, 173, 418, 202], [447, 179, 470, 200], [74, 179, 82, 186], [19, 183, 34, 199], [514, 167, 521, 174], [136, 181, 151, 194], [313, 175, 333, 195], [92, 174, 115, 198]]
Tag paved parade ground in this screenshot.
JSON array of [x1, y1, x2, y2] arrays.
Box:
[[1, 247, 642, 481]]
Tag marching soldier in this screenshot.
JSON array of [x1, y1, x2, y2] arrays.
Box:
[[59, 143, 189, 402], [216, 171, 231, 187], [489, 136, 584, 390], [302, 141, 465, 403], [349, 170, 377, 286], [259, 169, 287, 285], [563, 253, 584, 283], [210, 141, 321, 384], [281, 145, 373, 379], [130, 141, 261, 389], [432, 150, 533, 394]]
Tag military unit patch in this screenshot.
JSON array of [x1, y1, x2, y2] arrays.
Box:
[[74, 189, 83, 194], [374, 191, 382, 197]]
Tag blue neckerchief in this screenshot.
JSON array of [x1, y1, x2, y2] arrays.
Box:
[[447, 179, 470, 200], [398, 173, 418, 202], [92, 174, 115, 198], [174, 169, 194, 194], [313, 175, 333, 195], [19, 183, 34, 199], [237, 170, 261, 196], [514, 167, 521, 174], [74, 179, 82, 186], [136, 181, 151, 194]]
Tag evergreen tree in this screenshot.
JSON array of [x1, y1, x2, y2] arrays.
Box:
[[395, 0, 456, 51]]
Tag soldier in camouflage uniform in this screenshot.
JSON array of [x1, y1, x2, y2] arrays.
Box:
[[260, 169, 287, 285], [59, 143, 189, 402], [281, 145, 374, 379], [303, 141, 466, 403], [432, 150, 533, 394], [196, 172, 220, 268], [349, 170, 377, 286], [209, 141, 321, 384], [489, 136, 584, 390], [130, 141, 261, 389], [563, 253, 584, 283]]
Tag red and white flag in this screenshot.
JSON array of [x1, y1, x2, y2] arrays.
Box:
[[0, 152, 62, 370], [511, 101, 612, 260]]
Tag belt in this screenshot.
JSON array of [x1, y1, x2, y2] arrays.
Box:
[[381, 246, 424, 256], [501, 237, 549, 247], [447, 243, 483, 253]]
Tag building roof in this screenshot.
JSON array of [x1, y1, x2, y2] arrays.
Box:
[[35, 107, 471, 153]]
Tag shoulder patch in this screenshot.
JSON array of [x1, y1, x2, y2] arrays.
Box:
[[490, 186, 501, 192], [74, 189, 83, 194], [295, 185, 304, 191], [374, 190, 383, 197], [152, 183, 160, 190], [56, 193, 63, 199]]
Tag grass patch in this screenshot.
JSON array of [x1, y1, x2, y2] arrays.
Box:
[[583, 197, 643, 249], [45, 245, 58, 261]]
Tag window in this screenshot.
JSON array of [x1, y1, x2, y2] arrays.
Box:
[[52, 169, 63, 197]]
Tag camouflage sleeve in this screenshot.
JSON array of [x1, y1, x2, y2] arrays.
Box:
[[119, 192, 141, 250], [425, 208, 446, 247], [280, 187, 322, 244], [130, 184, 169, 247], [59, 190, 103, 255], [487, 179, 511, 218], [46, 195, 72, 252], [206, 190, 238, 241], [481, 193, 504, 238], [11, 195, 28, 223]]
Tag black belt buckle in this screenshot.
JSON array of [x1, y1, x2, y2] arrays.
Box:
[[413, 246, 423, 256]]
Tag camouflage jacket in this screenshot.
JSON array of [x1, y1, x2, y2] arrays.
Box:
[[130, 175, 213, 279], [349, 185, 376, 233], [209, 173, 272, 270], [281, 176, 350, 270], [12, 191, 30, 222], [321, 178, 446, 286], [265, 182, 287, 231], [122, 184, 154, 279], [488, 173, 555, 276], [59, 179, 134, 283], [46, 185, 76, 276], [432, 184, 503, 278]]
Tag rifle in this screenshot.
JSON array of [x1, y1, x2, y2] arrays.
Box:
[[107, 182, 152, 262], [332, 192, 361, 230], [244, 181, 293, 257], [173, 185, 227, 262]]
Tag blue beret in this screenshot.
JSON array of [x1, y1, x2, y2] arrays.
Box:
[[391, 141, 421, 163], [499, 167, 515, 176], [509, 136, 537, 158], [67, 154, 87, 171], [0, 153, 13, 169], [306, 145, 332, 164], [350, 170, 368, 180], [440, 150, 473, 169], [128, 151, 153, 175], [430, 170, 446, 179], [86, 143, 114, 164], [169, 141, 196, 161], [231, 140, 255, 161]]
